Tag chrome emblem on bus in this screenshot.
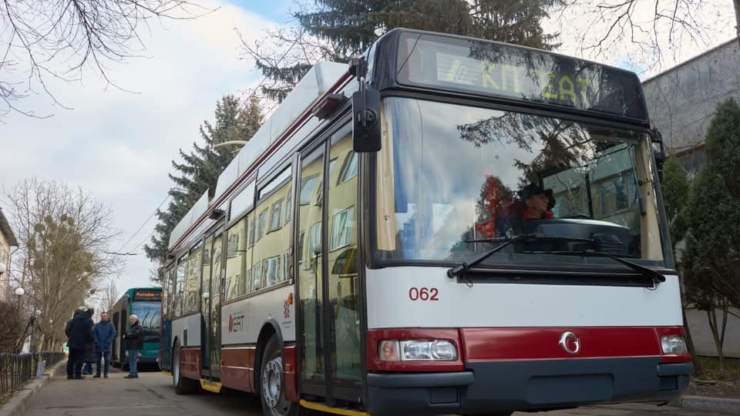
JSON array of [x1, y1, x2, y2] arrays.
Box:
[[559, 331, 581, 355]]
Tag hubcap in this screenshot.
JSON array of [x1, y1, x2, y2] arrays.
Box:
[[262, 355, 290, 415]]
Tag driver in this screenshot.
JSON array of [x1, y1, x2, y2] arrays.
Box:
[[517, 184, 555, 220]]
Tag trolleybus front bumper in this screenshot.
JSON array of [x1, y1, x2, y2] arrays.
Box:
[[366, 358, 693, 416]]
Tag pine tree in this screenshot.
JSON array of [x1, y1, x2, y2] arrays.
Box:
[[246, 0, 562, 102], [144, 96, 263, 281]]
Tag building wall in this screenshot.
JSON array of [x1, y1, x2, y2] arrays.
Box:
[[642, 38, 740, 175], [686, 307, 740, 358]]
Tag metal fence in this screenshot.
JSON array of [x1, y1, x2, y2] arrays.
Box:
[[0, 352, 66, 400]]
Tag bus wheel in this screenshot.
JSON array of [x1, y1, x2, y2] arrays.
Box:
[[260, 335, 299, 416], [172, 341, 200, 395]]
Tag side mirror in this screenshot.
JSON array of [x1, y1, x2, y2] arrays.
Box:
[[655, 149, 666, 175], [650, 128, 663, 143], [352, 88, 381, 152], [650, 127, 666, 180]]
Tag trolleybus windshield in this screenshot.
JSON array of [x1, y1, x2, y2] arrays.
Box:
[[374, 97, 667, 269]]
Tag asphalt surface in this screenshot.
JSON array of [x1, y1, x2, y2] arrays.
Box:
[[23, 368, 726, 416]]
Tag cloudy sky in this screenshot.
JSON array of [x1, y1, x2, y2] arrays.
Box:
[[0, 0, 736, 306]]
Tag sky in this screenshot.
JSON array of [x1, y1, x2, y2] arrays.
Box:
[[0, 0, 736, 308]]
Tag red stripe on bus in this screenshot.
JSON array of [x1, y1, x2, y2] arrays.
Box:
[[283, 345, 298, 402], [366, 329, 464, 372], [220, 347, 257, 393], [180, 347, 201, 380], [461, 327, 677, 361]]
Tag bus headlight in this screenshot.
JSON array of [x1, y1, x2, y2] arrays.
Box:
[[661, 335, 687, 355], [378, 340, 457, 361]]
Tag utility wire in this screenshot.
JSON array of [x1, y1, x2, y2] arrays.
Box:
[[116, 193, 171, 253]]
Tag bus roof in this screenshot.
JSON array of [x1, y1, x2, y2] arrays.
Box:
[[168, 61, 349, 253]]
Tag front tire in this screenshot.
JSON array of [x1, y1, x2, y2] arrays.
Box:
[[259, 336, 301, 416]]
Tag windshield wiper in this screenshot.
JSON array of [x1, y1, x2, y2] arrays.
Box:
[[448, 234, 595, 278], [530, 249, 666, 286]]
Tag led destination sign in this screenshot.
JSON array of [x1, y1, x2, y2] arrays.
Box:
[[394, 32, 647, 121], [133, 289, 162, 301]]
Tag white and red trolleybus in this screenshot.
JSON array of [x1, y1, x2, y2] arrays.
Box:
[[159, 28, 693, 416]]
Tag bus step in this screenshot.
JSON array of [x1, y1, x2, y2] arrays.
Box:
[[199, 379, 222, 393], [299, 399, 369, 416]]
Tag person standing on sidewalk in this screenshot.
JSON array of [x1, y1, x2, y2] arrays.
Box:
[[122, 314, 143, 379], [82, 309, 96, 375], [65, 308, 93, 379], [92, 311, 116, 378]]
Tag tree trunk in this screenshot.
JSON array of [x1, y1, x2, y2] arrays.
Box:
[[682, 306, 703, 376], [706, 303, 726, 373]]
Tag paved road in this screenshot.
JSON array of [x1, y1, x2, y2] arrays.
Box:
[[25, 368, 724, 416]]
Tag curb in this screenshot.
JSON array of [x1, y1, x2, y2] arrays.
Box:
[[675, 395, 740, 415], [0, 360, 66, 416]]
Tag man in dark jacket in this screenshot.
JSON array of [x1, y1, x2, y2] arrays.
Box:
[[123, 314, 143, 379], [65, 308, 94, 379], [93, 311, 116, 378]]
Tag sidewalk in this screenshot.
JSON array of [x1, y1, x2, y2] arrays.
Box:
[[0, 359, 65, 416], [3, 364, 740, 416]]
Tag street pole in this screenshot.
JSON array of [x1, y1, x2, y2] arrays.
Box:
[[31, 316, 36, 354], [33, 310, 41, 355]]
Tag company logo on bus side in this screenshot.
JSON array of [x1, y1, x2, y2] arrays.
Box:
[[228, 313, 245, 333]]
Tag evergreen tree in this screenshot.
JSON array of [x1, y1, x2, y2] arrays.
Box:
[[682, 97, 740, 370], [245, 0, 562, 102], [144, 96, 263, 281], [704, 97, 740, 200]]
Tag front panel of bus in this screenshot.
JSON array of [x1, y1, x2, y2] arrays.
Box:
[[130, 288, 162, 366], [359, 29, 692, 416]]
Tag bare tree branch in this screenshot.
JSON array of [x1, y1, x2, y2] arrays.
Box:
[[1, 177, 124, 350], [0, 0, 215, 119], [552, 0, 733, 76]]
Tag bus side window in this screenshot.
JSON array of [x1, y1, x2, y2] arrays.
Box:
[[253, 166, 293, 290], [175, 255, 187, 317], [186, 244, 203, 315], [226, 216, 248, 299]]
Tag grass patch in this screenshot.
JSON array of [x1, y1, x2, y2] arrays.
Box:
[[695, 356, 740, 380]]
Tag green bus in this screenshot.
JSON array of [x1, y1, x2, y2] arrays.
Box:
[[109, 287, 162, 371]]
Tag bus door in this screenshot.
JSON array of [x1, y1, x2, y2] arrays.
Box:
[[201, 228, 224, 380], [297, 125, 363, 407]]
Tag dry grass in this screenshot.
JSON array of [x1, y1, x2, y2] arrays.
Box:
[[695, 356, 740, 381]]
